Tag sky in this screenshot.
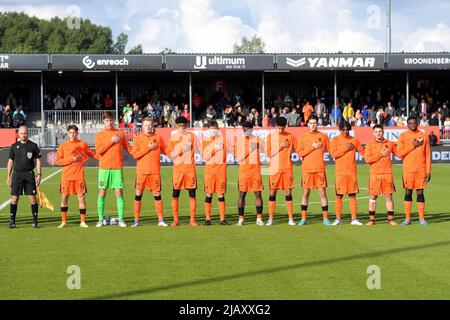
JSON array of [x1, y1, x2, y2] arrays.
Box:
[[1, 0, 450, 53]]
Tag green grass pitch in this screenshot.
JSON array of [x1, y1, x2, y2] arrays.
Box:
[[0, 164, 449, 300]]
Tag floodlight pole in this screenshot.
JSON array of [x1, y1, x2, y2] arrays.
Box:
[[189, 71, 193, 127]]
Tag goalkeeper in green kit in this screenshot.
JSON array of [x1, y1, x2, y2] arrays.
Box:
[[94, 112, 132, 227]]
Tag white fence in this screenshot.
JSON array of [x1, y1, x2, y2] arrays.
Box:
[[44, 110, 118, 129]]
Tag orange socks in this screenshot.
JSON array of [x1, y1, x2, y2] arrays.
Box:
[[269, 200, 276, 220], [335, 197, 343, 220], [404, 201, 412, 221], [155, 199, 163, 221], [189, 197, 196, 221], [134, 199, 141, 222], [204, 202, 212, 220], [349, 196, 357, 220], [61, 212, 67, 223], [218, 198, 226, 221], [172, 198, 179, 221], [286, 200, 293, 220], [418, 202, 425, 221]]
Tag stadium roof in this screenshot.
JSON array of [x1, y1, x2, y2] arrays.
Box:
[[1, 52, 450, 71]]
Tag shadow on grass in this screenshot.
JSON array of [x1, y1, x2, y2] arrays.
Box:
[[2, 211, 450, 227], [86, 239, 450, 300]]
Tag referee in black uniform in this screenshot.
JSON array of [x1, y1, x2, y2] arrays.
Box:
[[6, 125, 42, 228]]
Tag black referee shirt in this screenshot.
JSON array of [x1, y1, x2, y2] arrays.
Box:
[[9, 140, 41, 172]]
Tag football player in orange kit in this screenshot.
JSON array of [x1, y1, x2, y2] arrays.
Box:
[[201, 120, 229, 225], [95, 111, 132, 228], [329, 121, 364, 225], [364, 124, 398, 225], [397, 117, 431, 226], [131, 117, 168, 227], [55, 124, 96, 228], [167, 116, 198, 227], [234, 121, 264, 226], [266, 117, 298, 226], [296, 115, 331, 225]]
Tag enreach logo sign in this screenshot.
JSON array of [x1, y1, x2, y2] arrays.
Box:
[[194, 55, 246, 69], [82, 55, 129, 69]]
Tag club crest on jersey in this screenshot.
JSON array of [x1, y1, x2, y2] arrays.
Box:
[[27, 152, 33, 159]]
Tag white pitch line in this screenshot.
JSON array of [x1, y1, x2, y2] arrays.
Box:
[[0, 169, 62, 210]]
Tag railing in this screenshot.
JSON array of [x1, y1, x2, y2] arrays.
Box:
[[44, 110, 118, 129], [441, 127, 450, 143]]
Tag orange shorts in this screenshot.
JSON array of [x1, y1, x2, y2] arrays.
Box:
[[269, 171, 294, 190], [173, 172, 197, 190], [204, 173, 227, 194], [302, 172, 327, 189], [402, 171, 428, 190], [369, 173, 395, 196], [335, 174, 359, 195], [239, 175, 263, 192], [135, 174, 161, 192], [60, 180, 87, 195]]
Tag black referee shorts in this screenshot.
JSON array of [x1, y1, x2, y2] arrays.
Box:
[[10, 171, 37, 196]]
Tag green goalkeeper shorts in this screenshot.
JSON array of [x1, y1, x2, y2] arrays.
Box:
[[98, 169, 124, 189]]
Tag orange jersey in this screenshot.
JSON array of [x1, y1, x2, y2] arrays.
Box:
[[167, 131, 196, 174], [266, 130, 298, 174], [202, 132, 227, 176], [397, 130, 431, 174], [95, 128, 131, 169], [330, 134, 364, 175], [55, 139, 95, 181], [132, 132, 167, 175], [297, 131, 330, 173], [234, 135, 263, 177], [364, 138, 397, 175]]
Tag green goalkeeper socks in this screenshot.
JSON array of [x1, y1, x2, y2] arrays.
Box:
[[117, 197, 124, 220], [98, 196, 105, 221]]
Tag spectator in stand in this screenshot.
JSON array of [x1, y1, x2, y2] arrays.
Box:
[[385, 101, 395, 119], [181, 104, 191, 125], [54, 94, 65, 110], [132, 104, 145, 131], [161, 103, 171, 127], [224, 105, 234, 127], [169, 104, 182, 128], [444, 117, 450, 131], [65, 93, 77, 110], [420, 98, 428, 117], [205, 104, 217, 121], [429, 131, 438, 146], [270, 107, 279, 126], [92, 92, 103, 109], [330, 106, 342, 127], [234, 114, 244, 127], [409, 94, 418, 109], [419, 115, 429, 126], [376, 107, 387, 125], [409, 106, 419, 119], [354, 109, 363, 126], [280, 107, 289, 122], [104, 94, 113, 110], [287, 106, 300, 127], [283, 92, 293, 108], [429, 113, 439, 126], [122, 103, 133, 125], [302, 100, 314, 125], [343, 101, 355, 124], [314, 98, 326, 125], [262, 108, 271, 127], [361, 104, 370, 126], [12, 105, 26, 128], [441, 102, 449, 124], [2, 105, 13, 128]]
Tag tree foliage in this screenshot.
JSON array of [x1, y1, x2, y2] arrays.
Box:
[[233, 34, 266, 54], [0, 12, 143, 54]]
